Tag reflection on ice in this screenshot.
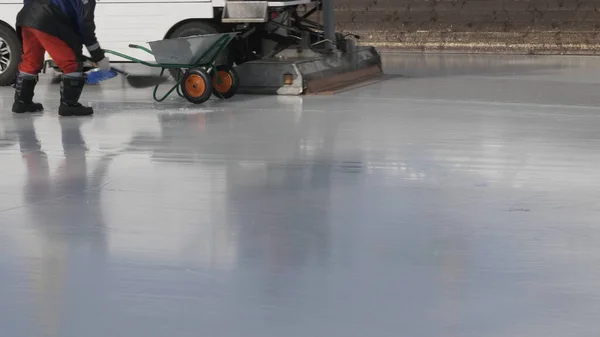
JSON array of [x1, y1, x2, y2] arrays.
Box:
[[2, 53, 600, 337]]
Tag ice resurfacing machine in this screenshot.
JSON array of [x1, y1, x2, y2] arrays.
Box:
[[225, 0, 382, 94]]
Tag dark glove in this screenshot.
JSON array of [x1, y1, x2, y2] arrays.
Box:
[[89, 48, 106, 63]]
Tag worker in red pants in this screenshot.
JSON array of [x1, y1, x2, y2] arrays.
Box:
[[13, 0, 110, 116]]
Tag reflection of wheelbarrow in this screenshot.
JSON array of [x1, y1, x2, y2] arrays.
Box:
[[103, 32, 239, 104]]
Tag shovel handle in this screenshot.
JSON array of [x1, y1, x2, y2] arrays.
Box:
[[83, 55, 130, 77], [109, 67, 129, 77]]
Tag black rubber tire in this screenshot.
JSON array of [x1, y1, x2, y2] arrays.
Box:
[[0, 24, 21, 86], [180, 68, 212, 104], [211, 65, 239, 99], [167, 20, 233, 80]]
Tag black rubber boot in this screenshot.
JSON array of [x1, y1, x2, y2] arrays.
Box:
[[58, 76, 94, 117], [12, 73, 44, 114]]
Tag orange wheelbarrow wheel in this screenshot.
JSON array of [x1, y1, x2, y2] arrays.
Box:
[[211, 65, 239, 99], [181, 68, 212, 104]]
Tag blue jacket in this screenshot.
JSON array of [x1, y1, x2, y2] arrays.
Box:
[[17, 0, 104, 61]]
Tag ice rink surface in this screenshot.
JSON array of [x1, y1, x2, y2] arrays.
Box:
[[1, 53, 600, 336]]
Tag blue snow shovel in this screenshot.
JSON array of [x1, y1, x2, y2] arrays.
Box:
[[87, 68, 119, 84]]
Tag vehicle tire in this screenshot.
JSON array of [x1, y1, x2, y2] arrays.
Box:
[[0, 25, 21, 86], [180, 68, 212, 104], [167, 20, 233, 80], [211, 64, 239, 99]]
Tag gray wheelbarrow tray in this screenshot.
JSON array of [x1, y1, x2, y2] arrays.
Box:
[[103, 32, 239, 102]]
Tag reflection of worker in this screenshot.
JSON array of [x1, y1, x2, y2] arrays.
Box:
[[11, 117, 112, 336], [12, 0, 110, 116], [12, 117, 51, 205]]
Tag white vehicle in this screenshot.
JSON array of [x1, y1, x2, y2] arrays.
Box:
[[0, 0, 382, 94], [0, 0, 312, 83]]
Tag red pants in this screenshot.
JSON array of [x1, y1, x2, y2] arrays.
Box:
[[19, 27, 80, 75]]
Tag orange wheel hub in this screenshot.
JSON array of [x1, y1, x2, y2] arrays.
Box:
[[213, 70, 233, 93], [185, 74, 206, 98]]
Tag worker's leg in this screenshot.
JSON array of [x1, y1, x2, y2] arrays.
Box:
[[13, 27, 45, 113], [31, 29, 93, 116]]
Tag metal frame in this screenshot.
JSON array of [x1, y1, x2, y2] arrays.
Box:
[[321, 0, 335, 51], [237, 0, 348, 57]]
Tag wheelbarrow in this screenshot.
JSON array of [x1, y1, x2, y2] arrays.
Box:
[[102, 32, 239, 104]]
